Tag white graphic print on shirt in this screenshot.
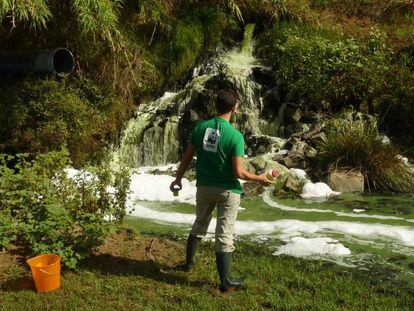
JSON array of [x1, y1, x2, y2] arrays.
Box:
[[203, 128, 220, 153]]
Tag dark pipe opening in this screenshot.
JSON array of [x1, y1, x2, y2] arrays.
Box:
[[52, 48, 75, 77], [0, 48, 75, 77]]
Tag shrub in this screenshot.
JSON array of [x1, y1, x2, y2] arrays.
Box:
[[311, 0, 414, 22], [377, 52, 414, 152], [257, 22, 390, 111], [320, 113, 414, 193], [169, 22, 204, 80], [0, 150, 130, 268], [0, 78, 129, 166]]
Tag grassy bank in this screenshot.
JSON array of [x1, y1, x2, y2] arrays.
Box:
[[1, 231, 413, 310]]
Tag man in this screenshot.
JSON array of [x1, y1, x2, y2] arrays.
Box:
[[169, 89, 271, 293]]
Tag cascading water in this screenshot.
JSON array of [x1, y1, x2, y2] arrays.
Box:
[[117, 24, 278, 168]]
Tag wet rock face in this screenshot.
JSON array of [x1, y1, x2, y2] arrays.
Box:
[[245, 133, 286, 157], [328, 169, 365, 193]]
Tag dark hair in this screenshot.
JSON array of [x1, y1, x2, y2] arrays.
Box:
[[216, 89, 237, 114]]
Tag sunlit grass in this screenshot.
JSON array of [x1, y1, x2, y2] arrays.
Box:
[[1, 235, 413, 310]]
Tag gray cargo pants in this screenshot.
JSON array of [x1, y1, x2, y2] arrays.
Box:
[[190, 186, 240, 253]]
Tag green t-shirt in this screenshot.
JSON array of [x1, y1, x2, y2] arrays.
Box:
[[190, 117, 245, 194]]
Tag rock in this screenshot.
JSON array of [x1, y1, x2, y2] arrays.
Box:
[[204, 74, 235, 91], [290, 141, 308, 155], [283, 135, 319, 167], [189, 109, 199, 122], [242, 182, 265, 197], [284, 136, 301, 150], [271, 150, 289, 162], [247, 155, 268, 172], [304, 146, 318, 158], [244, 155, 290, 178], [291, 109, 303, 123], [258, 117, 281, 137], [245, 133, 286, 156], [327, 169, 365, 193], [282, 123, 310, 137], [379, 135, 391, 145], [281, 155, 306, 169], [284, 107, 303, 124], [396, 155, 410, 166], [309, 132, 327, 148]]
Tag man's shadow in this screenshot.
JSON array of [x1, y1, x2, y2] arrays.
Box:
[[82, 254, 210, 288]]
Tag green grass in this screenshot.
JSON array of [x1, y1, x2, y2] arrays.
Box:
[[1, 233, 413, 310]]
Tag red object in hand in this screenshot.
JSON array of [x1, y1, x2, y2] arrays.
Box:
[[267, 169, 278, 181]]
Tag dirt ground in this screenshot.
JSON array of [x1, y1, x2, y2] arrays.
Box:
[[0, 230, 186, 283], [90, 230, 185, 268], [0, 250, 20, 277]]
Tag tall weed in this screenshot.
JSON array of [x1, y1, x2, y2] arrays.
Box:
[[321, 114, 414, 193]]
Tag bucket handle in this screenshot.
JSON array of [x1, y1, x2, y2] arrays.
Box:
[[39, 268, 59, 276]]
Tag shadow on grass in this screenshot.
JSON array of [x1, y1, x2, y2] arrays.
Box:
[[1, 254, 212, 292], [81, 254, 212, 288], [0, 276, 35, 292]]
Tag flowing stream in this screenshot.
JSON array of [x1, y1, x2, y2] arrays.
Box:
[[116, 25, 414, 286], [124, 173, 414, 286]]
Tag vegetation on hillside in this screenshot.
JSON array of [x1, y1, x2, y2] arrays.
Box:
[[257, 1, 414, 151], [1, 0, 413, 161], [0, 1, 244, 164]]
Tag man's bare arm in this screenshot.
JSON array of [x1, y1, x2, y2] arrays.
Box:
[[170, 144, 196, 191], [232, 156, 272, 185]]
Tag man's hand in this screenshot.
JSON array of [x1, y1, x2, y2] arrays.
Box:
[[232, 156, 274, 186], [169, 144, 196, 193], [258, 172, 272, 186], [170, 179, 182, 192]]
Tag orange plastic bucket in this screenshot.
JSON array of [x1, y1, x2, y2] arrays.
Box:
[[26, 254, 61, 293]]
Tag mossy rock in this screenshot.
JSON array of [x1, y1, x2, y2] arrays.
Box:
[[244, 155, 290, 179]]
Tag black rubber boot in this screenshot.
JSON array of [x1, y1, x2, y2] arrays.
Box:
[[183, 234, 201, 271], [215, 252, 246, 293]]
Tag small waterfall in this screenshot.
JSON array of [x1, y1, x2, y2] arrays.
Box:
[[117, 24, 280, 168]]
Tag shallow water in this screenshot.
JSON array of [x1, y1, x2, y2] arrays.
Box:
[[126, 189, 414, 287]]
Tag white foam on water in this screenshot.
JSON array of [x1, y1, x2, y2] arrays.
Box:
[[136, 163, 178, 174], [129, 204, 196, 224], [128, 202, 414, 248], [273, 237, 351, 257], [263, 192, 414, 223], [64, 168, 95, 182], [129, 173, 196, 205], [301, 181, 341, 199], [353, 209, 365, 213], [289, 168, 307, 180]]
